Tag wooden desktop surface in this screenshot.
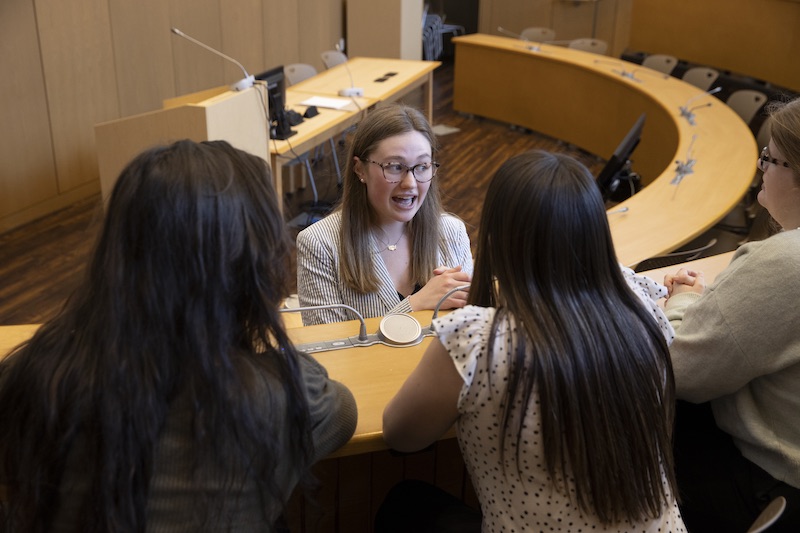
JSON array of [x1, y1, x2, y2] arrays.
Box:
[[452, 34, 758, 268], [0, 252, 736, 459], [268, 91, 376, 203], [269, 57, 440, 205], [288, 57, 440, 122]]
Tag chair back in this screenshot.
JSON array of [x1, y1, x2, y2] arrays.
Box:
[[682, 67, 720, 91], [568, 38, 608, 55], [642, 54, 678, 75], [321, 50, 348, 69], [746, 496, 786, 533], [285, 63, 318, 86], [520, 27, 556, 42], [726, 89, 769, 126]]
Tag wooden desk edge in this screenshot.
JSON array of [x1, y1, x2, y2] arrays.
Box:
[[0, 254, 735, 461]]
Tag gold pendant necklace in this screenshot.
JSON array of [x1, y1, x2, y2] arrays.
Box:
[[375, 224, 406, 252]]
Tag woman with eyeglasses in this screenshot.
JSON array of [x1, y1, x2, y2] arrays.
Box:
[[296, 104, 473, 325], [664, 97, 800, 531]]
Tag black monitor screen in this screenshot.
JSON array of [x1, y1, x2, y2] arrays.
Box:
[[255, 66, 295, 140], [596, 113, 646, 202]]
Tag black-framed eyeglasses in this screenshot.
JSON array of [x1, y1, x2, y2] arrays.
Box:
[[363, 159, 440, 183], [758, 146, 791, 172]]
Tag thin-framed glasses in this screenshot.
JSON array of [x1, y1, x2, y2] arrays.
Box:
[[363, 159, 440, 183], [758, 146, 790, 172]]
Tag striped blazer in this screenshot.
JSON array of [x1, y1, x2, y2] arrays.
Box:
[[296, 211, 473, 325]]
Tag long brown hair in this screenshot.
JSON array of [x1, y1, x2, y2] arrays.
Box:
[[469, 150, 677, 524], [338, 104, 443, 292]]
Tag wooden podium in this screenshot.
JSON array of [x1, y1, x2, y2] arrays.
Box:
[[95, 85, 269, 202]]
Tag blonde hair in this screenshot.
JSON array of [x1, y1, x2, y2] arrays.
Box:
[[766, 97, 800, 184], [338, 104, 443, 293]]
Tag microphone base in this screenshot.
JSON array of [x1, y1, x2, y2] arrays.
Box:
[[679, 107, 697, 126], [231, 75, 255, 92], [338, 87, 364, 97]]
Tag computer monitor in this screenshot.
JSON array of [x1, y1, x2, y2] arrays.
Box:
[[255, 65, 296, 140], [596, 113, 646, 202]]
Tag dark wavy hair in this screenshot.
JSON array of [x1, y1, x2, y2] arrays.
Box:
[[0, 140, 312, 531], [469, 150, 677, 524]]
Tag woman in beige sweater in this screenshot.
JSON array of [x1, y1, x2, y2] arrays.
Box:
[[664, 97, 800, 532]]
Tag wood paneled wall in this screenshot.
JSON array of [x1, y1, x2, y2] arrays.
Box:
[[478, 0, 633, 57], [0, 0, 343, 234], [628, 0, 800, 93], [477, 0, 800, 93], [4, 0, 798, 234]]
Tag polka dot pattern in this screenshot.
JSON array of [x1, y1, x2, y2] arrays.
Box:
[[620, 265, 675, 345], [432, 306, 686, 532]]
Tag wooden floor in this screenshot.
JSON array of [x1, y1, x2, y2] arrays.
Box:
[[0, 60, 607, 326]]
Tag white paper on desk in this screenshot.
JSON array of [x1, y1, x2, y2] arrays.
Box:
[[299, 96, 352, 110]]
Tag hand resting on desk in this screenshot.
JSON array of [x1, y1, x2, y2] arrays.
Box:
[[664, 267, 706, 298]]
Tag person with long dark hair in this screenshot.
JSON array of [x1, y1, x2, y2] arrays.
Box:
[[664, 97, 800, 531], [296, 104, 473, 325], [0, 140, 357, 531], [381, 150, 684, 531]]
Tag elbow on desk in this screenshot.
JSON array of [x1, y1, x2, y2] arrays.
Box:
[[382, 408, 426, 454]]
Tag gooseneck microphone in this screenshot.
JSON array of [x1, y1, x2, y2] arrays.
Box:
[[280, 303, 368, 341], [679, 86, 722, 126], [497, 26, 544, 52], [672, 134, 699, 187], [497, 26, 525, 40], [280, 303, 430, 353], [431, 284, 471, 321], [170, 27, 255, 91], [334, 43, 364, 97]]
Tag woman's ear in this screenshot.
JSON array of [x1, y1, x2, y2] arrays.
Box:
[[353, 157, 365, 182]]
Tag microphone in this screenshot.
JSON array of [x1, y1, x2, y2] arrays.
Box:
[[334, 43, 364, 97], [431, 284, 471, 321], [280, 303, 368, 341], [280, 304, 428, 353], [170, 27, 254, 91], [679, 86, 722, 126], [497, 26, 544, 52], [497, 26, 526, 40], [593, 60, 667, 83], [671, 134, 698, 186]]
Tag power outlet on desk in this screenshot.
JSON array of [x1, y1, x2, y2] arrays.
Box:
[[338, 87, 364, 97]]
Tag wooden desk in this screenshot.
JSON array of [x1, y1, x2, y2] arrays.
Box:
[[269, 57, 440, 207], [0, 245, 738, 460], [269, 92, 376, 205], [0, 312, 438, 459], [288, 57, 441, 122], [0, 251, 737, 459], [452, 34, 758, 268], [286, 310, 441, 458]]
